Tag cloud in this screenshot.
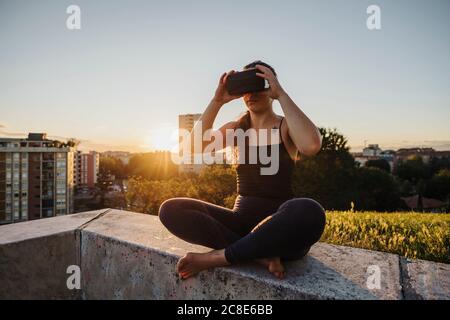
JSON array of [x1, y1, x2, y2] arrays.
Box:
[[0, 129, 27, 138], [0, 127, 142, 152], [75, 139, 142, 153]]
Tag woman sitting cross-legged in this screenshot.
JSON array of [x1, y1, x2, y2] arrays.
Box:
[[159, 60, 326, 280]]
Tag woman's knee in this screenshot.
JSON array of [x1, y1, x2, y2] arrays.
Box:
[[279, 198, 326, 229], [158, 198, 185, 227]]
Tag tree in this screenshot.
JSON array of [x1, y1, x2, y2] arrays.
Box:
[[423, 169, 450, 201], [428, 156, 450, 176], [195, 165, 236, 207], [127, 152, 178, 180], [399, 179, 414, 196], [365, 159, 390, 173], [396, 155, 431, 182], [292, 127, 357, 210], [124, 165, 237, 215], [354, 167, 402, 211], [99, 156, 127, 179]]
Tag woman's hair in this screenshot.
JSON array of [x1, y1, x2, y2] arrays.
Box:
[[235, 60, 276, 131], [244, 60, 277, 76]]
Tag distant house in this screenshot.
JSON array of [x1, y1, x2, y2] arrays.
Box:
[[401, 194, 447, 212], [353, 144, 394, 171], [362, 144, 382, 157], [395, 148, 436, 164]]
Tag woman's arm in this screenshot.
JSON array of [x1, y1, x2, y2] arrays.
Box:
[[190, 71, 242, 152], [277, 93, 322, 156], [255, 65, 322, 156]]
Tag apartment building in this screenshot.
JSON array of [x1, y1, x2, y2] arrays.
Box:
[[74, 151, 99, 188], [178, 113, 203, 174], [0, 133, 75, 224]]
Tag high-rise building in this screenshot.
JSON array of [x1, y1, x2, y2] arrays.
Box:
[[74, 151, 100, 188], [0, 133, 75, 224], [178, 113, 203, 174]]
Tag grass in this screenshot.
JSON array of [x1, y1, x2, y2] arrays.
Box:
[[321, 211, 450, 263]]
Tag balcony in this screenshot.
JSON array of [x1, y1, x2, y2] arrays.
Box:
[[0, 209, 449, 300]]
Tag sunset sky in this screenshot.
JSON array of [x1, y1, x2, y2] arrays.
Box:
[[1, 0, 449, 153]]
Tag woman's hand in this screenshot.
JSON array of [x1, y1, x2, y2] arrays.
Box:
[[255, 65, 286, 100], [213, 70, 243, 105]]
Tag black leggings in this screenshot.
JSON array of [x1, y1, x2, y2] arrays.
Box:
[[158, 195, 326, 264]]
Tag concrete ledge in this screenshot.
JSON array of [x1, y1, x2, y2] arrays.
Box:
[[0, 209, 449, 300], [0, 209, 109, 299], [400, 257, 450, 300]]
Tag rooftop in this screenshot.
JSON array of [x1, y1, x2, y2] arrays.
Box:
[[1, 209, 449, 300]]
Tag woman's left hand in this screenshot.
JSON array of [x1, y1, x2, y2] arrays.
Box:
[[255, 64, 286, 100]]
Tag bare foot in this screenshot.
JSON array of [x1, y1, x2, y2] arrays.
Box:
[[256, 257, 285, 279], [177, 249, 229, 280]]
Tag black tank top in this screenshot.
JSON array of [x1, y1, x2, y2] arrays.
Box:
[[236, 118, 295, 199]]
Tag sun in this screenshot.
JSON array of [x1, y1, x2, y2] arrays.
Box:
[[144, 125, 179, 152]]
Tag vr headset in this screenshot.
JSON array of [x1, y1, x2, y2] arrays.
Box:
[[225, 69, 269, 95]]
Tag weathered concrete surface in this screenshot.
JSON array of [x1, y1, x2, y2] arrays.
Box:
[[400, 257, 450, 300], [81, 210, 401, 299], [1, 208, 449, 300], [0, 232, 80, 299], [0, 209, 109, 299], [0, 209, 109, 245]]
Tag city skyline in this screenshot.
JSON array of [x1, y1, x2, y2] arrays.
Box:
[[1, 0, 450, 153]]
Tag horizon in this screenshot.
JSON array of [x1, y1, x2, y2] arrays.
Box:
[[1, 0, 449, 153], [2, 129, 450, 155]]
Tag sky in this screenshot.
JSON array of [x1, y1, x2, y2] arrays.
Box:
[[1, 0, 449, 153]]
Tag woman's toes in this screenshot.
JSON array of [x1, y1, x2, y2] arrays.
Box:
[[176, 259, 185, 273], [177, 253, 192, 273]]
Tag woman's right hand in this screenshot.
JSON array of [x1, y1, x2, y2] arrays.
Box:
[[213, 70, 243, 105]]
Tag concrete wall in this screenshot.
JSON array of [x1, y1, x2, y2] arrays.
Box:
[[0, 209, 449, 300], [0, 209, 108, 299]]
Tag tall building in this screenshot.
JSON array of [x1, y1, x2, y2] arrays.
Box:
[[0, 133, 75, 224], [178, 113, 203, 174], [74, 151, 100, 188]]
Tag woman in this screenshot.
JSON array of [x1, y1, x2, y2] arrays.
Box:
[[159, 60, 326, 280]]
